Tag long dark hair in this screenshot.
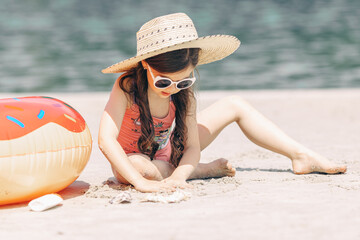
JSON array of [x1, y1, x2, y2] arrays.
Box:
[[118, 48, 200, 167]]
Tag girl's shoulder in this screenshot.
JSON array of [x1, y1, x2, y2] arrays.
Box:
[[117, 72, 133, 91], [116, 73, 136, 108]]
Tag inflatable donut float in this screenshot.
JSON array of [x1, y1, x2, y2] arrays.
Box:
[[0, 96, 92, 205]]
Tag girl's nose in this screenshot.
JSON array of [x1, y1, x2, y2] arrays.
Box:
[[168, 83, 177, 92]]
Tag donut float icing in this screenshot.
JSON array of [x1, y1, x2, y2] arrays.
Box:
[[0, 96, 92, 205]]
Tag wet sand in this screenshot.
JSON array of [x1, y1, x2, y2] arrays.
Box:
[[1, 89, 359, 240]]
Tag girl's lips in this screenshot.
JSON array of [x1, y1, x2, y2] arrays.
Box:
[[161, 91, 170, 96]]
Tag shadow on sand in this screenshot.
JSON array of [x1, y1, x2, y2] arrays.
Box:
[[0, 180, 90, 210], [235, 167, 343, 175], [236, 167, 293, 173], [102, 177, 131, 191], [58, 180, 90, 199]]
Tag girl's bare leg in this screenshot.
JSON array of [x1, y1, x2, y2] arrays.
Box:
[[191, 95, 346, 177], [115, 95, 346, 183], [189, 157, 236, 179], [112, 152, 233, 183]]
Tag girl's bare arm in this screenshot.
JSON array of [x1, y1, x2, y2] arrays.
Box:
[[166, 94, 201, 182], [98, 77, 146, 185], [98, 77, 175, 193]]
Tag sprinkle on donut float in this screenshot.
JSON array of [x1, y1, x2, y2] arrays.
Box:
[[0, 96, 92, 205]]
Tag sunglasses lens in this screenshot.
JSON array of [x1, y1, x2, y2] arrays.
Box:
[[154, 79, 172, 88], [177, 80, 193, 89]]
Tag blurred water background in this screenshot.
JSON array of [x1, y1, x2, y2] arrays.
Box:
[[0, 0, 359, 92]]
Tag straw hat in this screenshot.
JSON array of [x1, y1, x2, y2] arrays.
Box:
[[101, 13, 240, 73]]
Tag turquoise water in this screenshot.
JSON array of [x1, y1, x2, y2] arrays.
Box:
[[0, 0, 359, 92]]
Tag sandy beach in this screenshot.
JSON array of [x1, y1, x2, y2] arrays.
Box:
[[0, 89, 359, 240]]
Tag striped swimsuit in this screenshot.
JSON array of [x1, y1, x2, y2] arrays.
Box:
[[117, 101, 175, 162]]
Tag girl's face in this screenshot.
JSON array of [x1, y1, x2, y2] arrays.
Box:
[[143, 61, 195, 99]]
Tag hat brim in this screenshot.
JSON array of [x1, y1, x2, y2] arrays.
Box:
[[101, 35, 240, 73]]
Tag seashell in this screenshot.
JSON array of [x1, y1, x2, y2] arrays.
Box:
[[141, 190, 191, 203], [109, 191, 132, 204], [28, 194, 63, 212]]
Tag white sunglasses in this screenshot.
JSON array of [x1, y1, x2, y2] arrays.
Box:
[[147, 64, 196, 90]]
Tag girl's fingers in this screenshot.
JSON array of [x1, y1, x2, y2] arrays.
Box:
[[159, 182, 176, 192], [135, 179, 177, 193]]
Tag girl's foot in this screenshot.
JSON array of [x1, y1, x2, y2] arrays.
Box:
[[190, 158, 236, 179], [291, 150, 347, 174]]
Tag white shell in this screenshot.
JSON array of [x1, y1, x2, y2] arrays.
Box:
[[109, 191, 132, 204], [142, 190, 191, 203], [28, 194, 63, 212]]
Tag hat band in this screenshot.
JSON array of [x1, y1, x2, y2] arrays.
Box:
[[136, 21, 198, 56]]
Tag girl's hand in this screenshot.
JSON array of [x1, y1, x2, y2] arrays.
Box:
[[133, 178, 175, 193], [161, 177, 193, 189]]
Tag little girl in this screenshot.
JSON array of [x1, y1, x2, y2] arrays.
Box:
[[98, 13, 346, 193]]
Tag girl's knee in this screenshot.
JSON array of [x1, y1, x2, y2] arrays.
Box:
[[128, 154, 160, 180], [222, 95, 248, 106], [127, 154, 151, 168], [152, 160, 175, 179], [221, 95, 253, 118], [111, 165, 130, 184], [113, 154, 160, 182], [114, 154, 174, 182]]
